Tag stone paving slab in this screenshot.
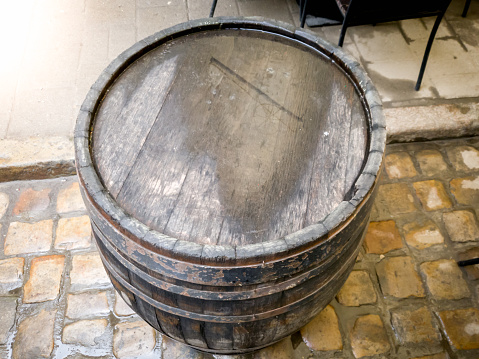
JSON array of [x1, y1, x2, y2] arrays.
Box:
[[1, 0, 478, 149], [0, 136, 478, 358], [0, 137, 75, 183], [1, 0, 478, 184]]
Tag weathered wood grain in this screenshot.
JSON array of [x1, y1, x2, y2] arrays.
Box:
[[93, 55, 181, 197], [93, 30, 367, 247]]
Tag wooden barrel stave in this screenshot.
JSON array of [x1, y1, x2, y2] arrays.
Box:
[[94, 214, 364, 352], [92, 205, 368, 318], [96, 228, 360, 324], [180, 318, 209, 348], [156, 310, 185, 342], [136, 293, 163, 332], [85, 184, 374, 290], [107, 257, 357, 354]]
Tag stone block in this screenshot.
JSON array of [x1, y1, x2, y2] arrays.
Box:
[[411, 354, 448, 359], [161, 335, 204, 358], [457, 247, 479, 280], [57, 182, 86, 213], [55, 215, 92, 250], [0, 297, 17, 344], [188, 0, 238, 19], [336, 271, 377, 306], [364, 59, 436, 103], [4, 220, 53, 255], [85, 0, 135, 26], [400, 18, 451, 41], [443, 210, 479, 242], [350, 314, 390, 358], [12, 309, 56, 359], [13, 188, 51, 217], [136, 5, 188, 40], [0, 257, 24, 294], [24, 255, 65, 303], [254, 337, 295, 359], [114, 291, 136, 317], [16, 22, 82, 90], [0, 137, 74, 182], [0, 192, 9, 219], [62, 354, 111, 359], [9, 87, 76, 138], [413, 180, 452, 211], [433, 72, 479, 99], [78, 21, 109, 66], [410, 37, 476, 78], [384, 103, 479, 144], [113, 321, 156, 358], [300, 305, 342, 351], [70, 253, 111, 290], [350, 23, 413, 63], [66, 291, 110, 319], [385, 152, 417, 179], [415, 150, 449, 177], [391, 306, 441, 347], [363, 220, 403, 254], [376, 256, 425, 298], [446, 145, 479, 172], [62, 319, 109, 346], [237, 0, 294, 24], [374, 183, 417, 218], [438, 308, 479, 350], [420, 259, 470, 300], [138, 0, 185, 7], [450, 176, 479, 206], [108, 24, 137, 61], [402, 219, 444, 250]]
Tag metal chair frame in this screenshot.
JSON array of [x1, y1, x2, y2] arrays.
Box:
[[462, 0, 472, 16], [299, 0, 452, 90], [209, 0, 458, 91]]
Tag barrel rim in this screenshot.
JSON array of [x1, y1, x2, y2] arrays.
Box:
[[74, 16, 386, 266]]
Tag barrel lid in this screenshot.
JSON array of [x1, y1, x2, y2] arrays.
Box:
[[75, 18, 386, 264]]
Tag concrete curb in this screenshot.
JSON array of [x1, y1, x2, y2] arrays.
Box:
[[385, 101, 479, 143], [0, 101, 477, 183], [0, 137, 75, 183]]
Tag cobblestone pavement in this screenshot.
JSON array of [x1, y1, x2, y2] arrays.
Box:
[[0, 138, 478, 358]]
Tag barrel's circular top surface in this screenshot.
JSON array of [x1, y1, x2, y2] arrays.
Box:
[[89, 23, 371, 247]]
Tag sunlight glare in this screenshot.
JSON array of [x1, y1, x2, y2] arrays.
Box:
[[0, 1, 36, 71]]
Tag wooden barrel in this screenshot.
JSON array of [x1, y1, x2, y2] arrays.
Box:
[[74, 18, 386, 354]]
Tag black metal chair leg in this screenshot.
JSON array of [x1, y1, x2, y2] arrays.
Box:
[[300, 0, 309, 28], [338, 24, 348, 47], [209, 0, 218, 17], [415, 12, 444, 91], [458, 257, 479, 266], [462, 0, 472, 17]]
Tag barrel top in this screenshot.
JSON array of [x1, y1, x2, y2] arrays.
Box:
[[76, 18, 386, 260]]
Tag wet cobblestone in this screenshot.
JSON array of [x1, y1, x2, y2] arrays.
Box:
[[300, 305, 342, 351], [402, 218, 445, 250], [350, 314, 391, 358], [420, 259, 471, 300], [23, 255, 65, 303], [336, 271, 377, 306], [363, 220, 403, 254], [0, 138, 478, 358], [376, 256, 426, 298]]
